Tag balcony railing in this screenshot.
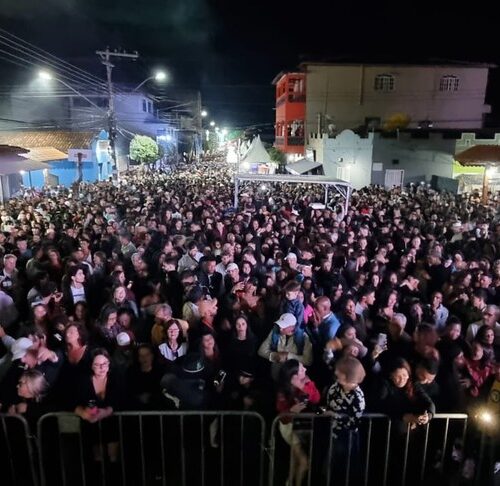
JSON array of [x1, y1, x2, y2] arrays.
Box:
[[274, 136, 285, 145], [288, 93, 305, 103], [275, 93, 306, 108], [288, 136, 304, 146]]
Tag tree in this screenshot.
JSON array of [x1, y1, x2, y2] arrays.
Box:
[[383, 113, 411, 132], [129, 135, 159, 165], [203, 131, 219, 153], [268, 146, 286, 165], [268, 146, 287, 173]]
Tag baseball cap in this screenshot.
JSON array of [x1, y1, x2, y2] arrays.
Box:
[[284, 252, 297, 261], [275, 313, 297, 329], [11, 337, 33, 360], [116, 332, 131, 347], [226, 263, 239, 272]]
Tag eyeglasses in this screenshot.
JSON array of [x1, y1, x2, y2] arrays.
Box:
[[93, 362, 109, 368]]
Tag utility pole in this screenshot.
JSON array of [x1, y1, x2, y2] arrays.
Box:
[[196, 90, 202, 162], [96, 48, 139, 179]]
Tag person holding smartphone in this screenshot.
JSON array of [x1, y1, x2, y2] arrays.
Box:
[[276, 359, 320, 486]]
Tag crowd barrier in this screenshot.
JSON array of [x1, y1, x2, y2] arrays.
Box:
[[0, 414, 38, 486], [268, 413, 495, 486], [37, 411, 266, 486], [0, 411, 496, 486]]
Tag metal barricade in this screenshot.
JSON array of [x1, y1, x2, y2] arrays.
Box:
[[0, 413, 39, 486], [38, 411, 266, 486], [268, 413, 469, 486]]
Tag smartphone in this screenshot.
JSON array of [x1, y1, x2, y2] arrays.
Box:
[[214, 370, 227, 387], [377, 333, 387, 347]]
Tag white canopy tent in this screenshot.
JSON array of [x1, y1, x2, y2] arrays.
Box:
[[233, 173, 353, 214], [239, 135, 272, 166]]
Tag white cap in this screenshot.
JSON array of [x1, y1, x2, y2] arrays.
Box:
[[275, 313, 297, 329], [116, 332, 131, 347], [226, 263, 239, 272], [284, 252, 297, 261], [11, 337, 33, 360]]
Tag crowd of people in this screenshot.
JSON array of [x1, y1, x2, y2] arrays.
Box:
[[0, 161, 499, 483]]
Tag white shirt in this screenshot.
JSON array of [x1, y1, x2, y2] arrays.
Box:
[[71, 285, 86, 304], [158, 342, 187, 361]]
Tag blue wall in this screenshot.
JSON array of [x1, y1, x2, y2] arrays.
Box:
[[21, 135, 113, 188]]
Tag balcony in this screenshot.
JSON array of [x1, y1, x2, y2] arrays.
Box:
[[288, 136, 304, 146], [275, 93, 305, 108], [274, 136, 285, 146]]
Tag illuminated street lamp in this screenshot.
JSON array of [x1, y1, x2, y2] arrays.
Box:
[[201, 110, 208, 118], [210, 121, 215, 127], [133, 70, 168, 91], [38, 70, 52, 80], [37, 70, 105, 111]]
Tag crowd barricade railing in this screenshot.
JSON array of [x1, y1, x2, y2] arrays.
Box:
[[0, 413, 39, 486], [268, 412, 472, 486], [37, 411, 266, 486]]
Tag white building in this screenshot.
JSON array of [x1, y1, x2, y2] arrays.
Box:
[[307, 129, 457, 189], [302, 62, 492, 135]]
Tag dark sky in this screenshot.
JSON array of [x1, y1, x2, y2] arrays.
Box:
[[2, 0, 499, 129]]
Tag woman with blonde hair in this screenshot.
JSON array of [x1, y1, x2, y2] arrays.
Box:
[[7, 370, 49, 428]]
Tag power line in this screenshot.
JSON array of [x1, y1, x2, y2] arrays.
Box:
[[0, 48, 104, 95], [0, 28, 108, 90]]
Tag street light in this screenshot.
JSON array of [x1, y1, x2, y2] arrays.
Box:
[[133, 70, 167, 91], [210, 121, 215, 127], [201, 110, 208, 118], [37, 70, 105, 111], [38, 70, 52, 80]]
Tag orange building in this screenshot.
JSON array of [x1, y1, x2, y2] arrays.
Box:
[[272, 72, 306, 156]]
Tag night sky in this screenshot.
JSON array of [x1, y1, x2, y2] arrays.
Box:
[[2, 0, 500, 130]]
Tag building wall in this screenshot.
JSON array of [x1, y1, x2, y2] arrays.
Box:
[[307, 129, 457, 189], [307, 130, 374, 189], [304, 64, 490, 136], [274, 73, 306, 155], [371, 133, 455, 186]]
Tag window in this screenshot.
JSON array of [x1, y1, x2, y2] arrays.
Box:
[[439, 75, 459, 92], [142, 99, 147, 112], [374, 74, 395, 92]]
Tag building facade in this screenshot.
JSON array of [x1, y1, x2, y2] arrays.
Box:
[[274, 63, 492, 156], [272, 72, 306, 157], [307, 129, 457, 190]]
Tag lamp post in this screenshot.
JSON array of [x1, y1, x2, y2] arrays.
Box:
[[38, 70, 106, 112], [132, 71, 167, 92]]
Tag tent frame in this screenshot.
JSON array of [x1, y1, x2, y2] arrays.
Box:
[[233, 173, 353, 213]]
